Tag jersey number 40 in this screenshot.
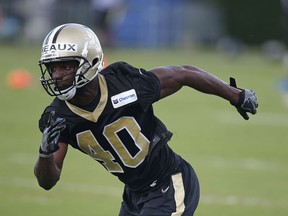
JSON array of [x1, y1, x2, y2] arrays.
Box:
[[76, 116, 150, 173]]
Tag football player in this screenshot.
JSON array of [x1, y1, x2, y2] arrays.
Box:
[[34, 23, 258, 216]]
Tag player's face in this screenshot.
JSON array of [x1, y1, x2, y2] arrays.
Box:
[[47, 60, 79, 90]]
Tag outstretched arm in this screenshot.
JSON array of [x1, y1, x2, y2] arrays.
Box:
[[151, 65, 239, 102], [150, 65, 258, 119]]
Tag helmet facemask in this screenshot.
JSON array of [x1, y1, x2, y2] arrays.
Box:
[[40, 57, 80, 100]]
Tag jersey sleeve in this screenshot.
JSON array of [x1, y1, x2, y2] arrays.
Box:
[[108, 62, 161, 111]]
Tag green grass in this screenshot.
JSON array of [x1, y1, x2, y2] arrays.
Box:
[[0, 45, 287, 216]]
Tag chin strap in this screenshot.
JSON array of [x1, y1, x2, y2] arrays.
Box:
[[57, 86, 76, 100]]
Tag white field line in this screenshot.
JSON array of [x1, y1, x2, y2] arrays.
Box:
[[6, 153, 288, 208], [216, 111, 288, 126], [0, 177, 288, 208], [0, 176, 122, 198], [0, 177, 287, 208], [10, 154, 288, 176], [201, 194, 288, 208], [9, 152, 288, 173], [9, 152, 37, 164], [184, 156, 288, 173]]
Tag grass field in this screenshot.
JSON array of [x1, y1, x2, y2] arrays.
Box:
[[0, 44, 287, 216]]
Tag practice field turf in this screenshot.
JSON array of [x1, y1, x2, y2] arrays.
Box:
[[0, 45, 287, 216]]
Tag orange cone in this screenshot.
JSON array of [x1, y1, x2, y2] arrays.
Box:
[[6, 69, 34, 89]]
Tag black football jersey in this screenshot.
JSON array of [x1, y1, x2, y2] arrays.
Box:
[[39, 62, 182, 193]]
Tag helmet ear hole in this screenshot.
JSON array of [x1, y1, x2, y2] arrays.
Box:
[[92, 58, 99, 67]]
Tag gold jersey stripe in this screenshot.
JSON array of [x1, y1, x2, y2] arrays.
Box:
[[65, 74, 108, 122], [171, 172, 185, 216]]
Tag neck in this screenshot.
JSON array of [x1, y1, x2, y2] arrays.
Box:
[[68, 78, 99, 107]]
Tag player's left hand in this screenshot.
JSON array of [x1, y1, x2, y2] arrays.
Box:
[[235, 89, 258, 120], [230, 77, 258, 120]]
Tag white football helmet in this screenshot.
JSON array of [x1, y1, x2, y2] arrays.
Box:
[[39, 23, 104, 100]]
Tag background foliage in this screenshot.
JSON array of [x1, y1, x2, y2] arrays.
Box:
[[211, 0, 284, 44]]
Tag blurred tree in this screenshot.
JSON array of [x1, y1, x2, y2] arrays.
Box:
[[208, 0, 284, 44]]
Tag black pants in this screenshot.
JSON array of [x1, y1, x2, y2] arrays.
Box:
[[119, 160, 200, 216]]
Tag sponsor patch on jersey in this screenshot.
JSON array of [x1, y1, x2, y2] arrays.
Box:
[[111, 89, 138, 108]]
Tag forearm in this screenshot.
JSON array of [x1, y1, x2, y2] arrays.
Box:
[[34, 156, 61, 190], [181, 65, 241, 104]]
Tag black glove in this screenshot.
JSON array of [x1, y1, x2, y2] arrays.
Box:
[[39, 111, 66, 158], [230, 77, 258, 120]]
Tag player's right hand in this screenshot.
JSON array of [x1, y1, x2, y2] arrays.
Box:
[[39, 111, 66, 158]]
